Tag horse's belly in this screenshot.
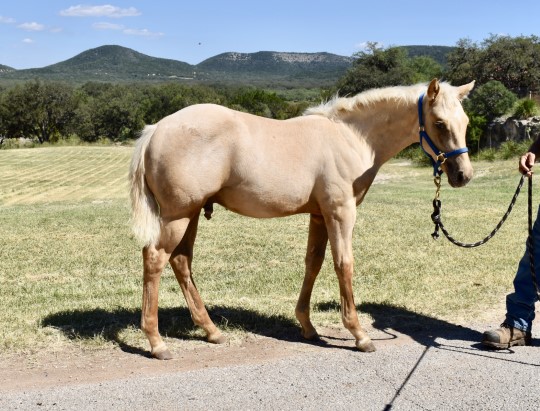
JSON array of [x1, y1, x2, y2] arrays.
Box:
[[214, 186, 314, 218]]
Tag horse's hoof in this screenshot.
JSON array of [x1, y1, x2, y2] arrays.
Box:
[[356, 338, 376, 352], [208, 333, 227, 344], [301, 327, 319, 341], [152, 348, 174, 360]]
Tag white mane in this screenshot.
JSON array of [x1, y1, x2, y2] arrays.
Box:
[[304, 82, 454, 120]]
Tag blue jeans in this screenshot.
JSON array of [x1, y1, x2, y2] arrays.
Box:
[[505, 205, 540, 332]]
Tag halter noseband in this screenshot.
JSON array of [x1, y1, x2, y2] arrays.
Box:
[[418, 93, 468, 176]]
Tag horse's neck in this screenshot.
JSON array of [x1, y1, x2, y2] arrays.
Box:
[[345, 99, 419, 166]]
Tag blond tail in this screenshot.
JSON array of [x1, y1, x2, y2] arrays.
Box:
[[129, 124, 161, 247]]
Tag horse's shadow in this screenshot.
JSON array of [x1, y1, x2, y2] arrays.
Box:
[[42, 301, 533, 357], [360, 302, 483, 347], [41, 305, 303, 357], [310, 301, 484, 348], [317, 301, 539, 350]]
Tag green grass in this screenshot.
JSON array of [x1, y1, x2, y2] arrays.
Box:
[[0, 146, 531, 354]]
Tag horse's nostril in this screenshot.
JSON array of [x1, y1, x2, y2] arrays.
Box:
[[455, 170, 472, 187]]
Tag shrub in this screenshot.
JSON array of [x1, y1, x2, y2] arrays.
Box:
[[476, 148, 497, 161], [498, 140, 531, 160], [513, 98, 539, 119], [466, 113, 488, 153]]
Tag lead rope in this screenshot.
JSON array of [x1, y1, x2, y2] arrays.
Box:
[[431, 175, 525, 247], [431, 174, 540, 300]]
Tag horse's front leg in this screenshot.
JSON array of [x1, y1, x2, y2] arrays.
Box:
[[295, 214, 328, 340], [325, 202, 375, 352]]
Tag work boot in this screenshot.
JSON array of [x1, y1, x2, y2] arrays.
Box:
[[482, 323, 532, 349]]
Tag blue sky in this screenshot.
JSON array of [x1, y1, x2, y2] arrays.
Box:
[[1, 1, 540, 69]]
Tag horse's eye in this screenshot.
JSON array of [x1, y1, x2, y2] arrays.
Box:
[[435, 121, 446, 130]]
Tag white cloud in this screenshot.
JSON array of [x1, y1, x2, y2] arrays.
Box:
[[123, 28, 164, 37], [93, 22, 124, 30], [60, 5, 141, 18], [0, 15, 16, 24], [18, 22, 46, 31], [22, 38, 34, 44]]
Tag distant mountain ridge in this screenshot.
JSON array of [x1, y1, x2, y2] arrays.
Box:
[[0, 64, 15, 73], [198, 51, 353, 71], [0, 44, 454, 87], [196, 50, 353, 86]]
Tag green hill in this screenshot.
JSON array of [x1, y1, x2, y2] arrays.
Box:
[[0, 44, 454, 87], [0, 45, 194, 83]]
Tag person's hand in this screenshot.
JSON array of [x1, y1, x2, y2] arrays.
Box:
[[519, 152, 536, 176]]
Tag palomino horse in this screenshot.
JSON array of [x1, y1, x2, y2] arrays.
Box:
[[129, 78, 475, 359]]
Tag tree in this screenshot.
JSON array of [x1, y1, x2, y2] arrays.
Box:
[[335, 43, 440, 96], [446, 35, 540, 96], [227, 89, 283, 118], [478, 35, 540, 95], [464, 80, 517, 120], [445, 38, 481, 86], [0, 86, 7, 142], [462, 81, 517, 151], [76, 84, 145, 142], [140, 83, 224, 124], [407, 56, 443, 84], [0, 80, 77, 143]]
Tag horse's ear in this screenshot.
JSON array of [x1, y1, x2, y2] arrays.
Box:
[[457, 80, 476, 101], [426, 78, 440, 102]]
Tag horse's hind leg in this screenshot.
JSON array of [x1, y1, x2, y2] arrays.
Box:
[[169, 213, 225, 345], [141, 245, 172, 360], [142, 217, 194, 359], [295, 214, 328, 340]]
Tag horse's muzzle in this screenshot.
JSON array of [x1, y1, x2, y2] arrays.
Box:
[[444, 157, 473, 188]]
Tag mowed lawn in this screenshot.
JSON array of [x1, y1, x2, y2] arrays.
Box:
[[0, 146, 530, 354]]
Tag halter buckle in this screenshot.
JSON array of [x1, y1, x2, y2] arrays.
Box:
[[436, 153, 447, 165]]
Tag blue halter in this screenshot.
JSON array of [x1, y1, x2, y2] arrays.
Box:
[[418, 93, 469, 176]]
